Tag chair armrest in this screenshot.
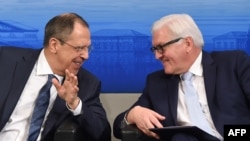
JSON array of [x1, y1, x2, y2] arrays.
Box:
[[121, 124, 158, 141], [54, 119, 84, 141]]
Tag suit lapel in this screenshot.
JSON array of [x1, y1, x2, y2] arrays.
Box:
[[41, 96, 69, 138], [0, 50, 40, 129], [167, 75, 180, 124], [202, 51, 217, 121], [156, 73, 180, 125]]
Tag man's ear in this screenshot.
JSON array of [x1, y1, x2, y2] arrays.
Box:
[[184, 36, 194, 54], [48, 37, 59, 54]]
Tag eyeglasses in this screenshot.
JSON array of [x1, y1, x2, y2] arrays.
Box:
[[57, 38, 93, 53], [150, 37, 183, 54]]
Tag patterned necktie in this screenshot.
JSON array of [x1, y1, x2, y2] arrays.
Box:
[[28, 74, 54, 141], [182, 72, 214, 136]]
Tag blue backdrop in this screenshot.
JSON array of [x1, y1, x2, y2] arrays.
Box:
[[0, 0, 250, 92]]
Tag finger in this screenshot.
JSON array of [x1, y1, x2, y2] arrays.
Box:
[[152, 112, 166, 122], [148, 131, 160, 140], [143, 127, 160, 139], [65, 69, 71, 81], [142, 128, 160, 140], [150, 120, 164, 129], [52, 77, 61, 90], [152, 110, 165, 119], [70, 73, 77, 85], [150, 114, 165, 128], [74, 85, 79, 93], [66, 70, 78, 85], [143, 121, 161, 139], [73, 75, 78, 85]]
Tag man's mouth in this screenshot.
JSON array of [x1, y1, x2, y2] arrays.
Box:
[[73, 61, 83, 67]]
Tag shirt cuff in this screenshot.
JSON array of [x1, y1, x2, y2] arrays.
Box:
[[66, 99, 82, 116], [123, 112, 132, 125]]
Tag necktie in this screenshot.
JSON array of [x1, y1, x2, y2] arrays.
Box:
[[28, 74, 54, 141], [182, 72, 214, 136]]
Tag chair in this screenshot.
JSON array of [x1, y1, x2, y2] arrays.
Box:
[[121, 124, 158, 141], [54, 119, 85, 141]]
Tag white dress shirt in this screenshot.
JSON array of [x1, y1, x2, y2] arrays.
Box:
[[0, 49, 82, 141], [177, 52, 223, 140]]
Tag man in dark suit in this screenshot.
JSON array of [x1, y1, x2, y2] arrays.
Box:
[[113, 13, 250, 141], [0, 13, 111, 141]]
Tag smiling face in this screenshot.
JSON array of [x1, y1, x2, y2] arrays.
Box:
[[46, 22, 91, 76], [152, 27, 199, 75], [60, 22, 91, 75]]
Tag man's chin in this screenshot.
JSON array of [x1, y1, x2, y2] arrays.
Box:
[[68, 68, 79, 75], [73, 69, 79, 75], [164, 69, 172, 74]]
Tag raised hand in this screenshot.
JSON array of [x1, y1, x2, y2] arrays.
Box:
[[52, 69, 80, 110]]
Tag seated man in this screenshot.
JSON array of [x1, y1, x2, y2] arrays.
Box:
[[113, 13, 250, 141], [0, 13, 111, 141]]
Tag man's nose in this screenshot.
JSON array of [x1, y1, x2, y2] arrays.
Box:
[[79, 50, 89, 60], [154, 51, 163, 59]]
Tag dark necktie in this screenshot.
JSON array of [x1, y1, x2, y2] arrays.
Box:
[[28, 74, 54, 141], [182, 72, 214, 136]]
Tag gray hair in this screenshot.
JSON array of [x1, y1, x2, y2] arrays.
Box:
[[151, 14, 204, 48]]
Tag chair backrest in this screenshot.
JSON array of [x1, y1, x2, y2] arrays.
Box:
[[54, 119, 85, 141]]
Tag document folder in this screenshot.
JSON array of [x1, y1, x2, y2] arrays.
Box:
[[149, 126, 218, 141]]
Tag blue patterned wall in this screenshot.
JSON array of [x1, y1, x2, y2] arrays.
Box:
[[0, 0, 250, 92]]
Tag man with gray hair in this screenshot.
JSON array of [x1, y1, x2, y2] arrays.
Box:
[[113, 13, 250, 141]]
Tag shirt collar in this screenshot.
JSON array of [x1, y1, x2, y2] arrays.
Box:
[[36, 49, 53, 76], [189, 51, 203, 77], [36, 49, 64, 83]]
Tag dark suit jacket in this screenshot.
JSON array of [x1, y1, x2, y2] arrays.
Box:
[[113, 50, 250, 139], [0, 46, 111, 141]]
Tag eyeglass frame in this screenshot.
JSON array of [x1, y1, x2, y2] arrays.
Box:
[[150, 37, 183, 54], [56, 38, 93, 53]]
